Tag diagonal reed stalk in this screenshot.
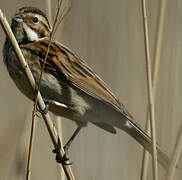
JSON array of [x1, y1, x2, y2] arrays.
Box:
[[0, 8, 75, 180], [141, 0, 167, 179], [141, 0, 158, 179], [25, 1, 72, 180]]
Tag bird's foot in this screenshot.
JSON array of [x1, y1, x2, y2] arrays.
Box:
[[36, 105, 49, 114], [35, 99, 51, 114], [52, 148, 72, 165]]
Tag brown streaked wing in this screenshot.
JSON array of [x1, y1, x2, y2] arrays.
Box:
[[53, 41, 122, 108], [21, 39, 134, 121]]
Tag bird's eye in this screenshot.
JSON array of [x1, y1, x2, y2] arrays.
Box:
[[32, 16, 38, 24]]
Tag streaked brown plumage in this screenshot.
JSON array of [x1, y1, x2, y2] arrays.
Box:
[[3, 7, 169, 168]]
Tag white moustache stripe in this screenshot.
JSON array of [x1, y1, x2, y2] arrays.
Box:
[[23, 23, 38, 41]]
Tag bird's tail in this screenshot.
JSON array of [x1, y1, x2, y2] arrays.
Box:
[[103, 106, 170, 169], [121, 118, 169, 169], [91, 101, 170, 169]]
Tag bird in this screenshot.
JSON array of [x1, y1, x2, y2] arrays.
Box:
[[3, 6, 169, 168]]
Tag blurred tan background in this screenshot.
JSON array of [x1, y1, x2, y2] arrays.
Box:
[[0, 0, 182, 179]]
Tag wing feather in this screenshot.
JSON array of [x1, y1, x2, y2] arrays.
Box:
[[21, 39, 134, 120]]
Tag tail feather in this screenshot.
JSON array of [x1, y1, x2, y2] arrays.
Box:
[[91, 101, 170, 169], [123, 119, 169, 169], [105, 107, 170, 169]]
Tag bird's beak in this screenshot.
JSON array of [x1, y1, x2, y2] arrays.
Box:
[[12, 13, 23, 23]]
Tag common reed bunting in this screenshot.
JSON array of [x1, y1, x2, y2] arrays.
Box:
[[3, 7, 169, 167]]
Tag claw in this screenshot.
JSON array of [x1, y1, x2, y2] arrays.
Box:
[[36, 101, 50, 114], [52, 149, 57, 153], [53, 149, 72, 165], [51, 125, 83, 166], [36, 106, 48, 114], [56, 154, 72, 165]]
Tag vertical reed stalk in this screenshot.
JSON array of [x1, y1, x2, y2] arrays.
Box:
[[56, 117, 66, 180], [45, 1, 66, 179], [46, 0, 53, 26], [141, 0, 167, 179], [26, 113, 37, 180], [26, 1, 61, 179], [141, 0, 158, 179]]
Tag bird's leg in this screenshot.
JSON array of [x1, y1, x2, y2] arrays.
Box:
[[37, 100, 85, 164], [54, 124, 83, 164], [64, 124, 83, 151]]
